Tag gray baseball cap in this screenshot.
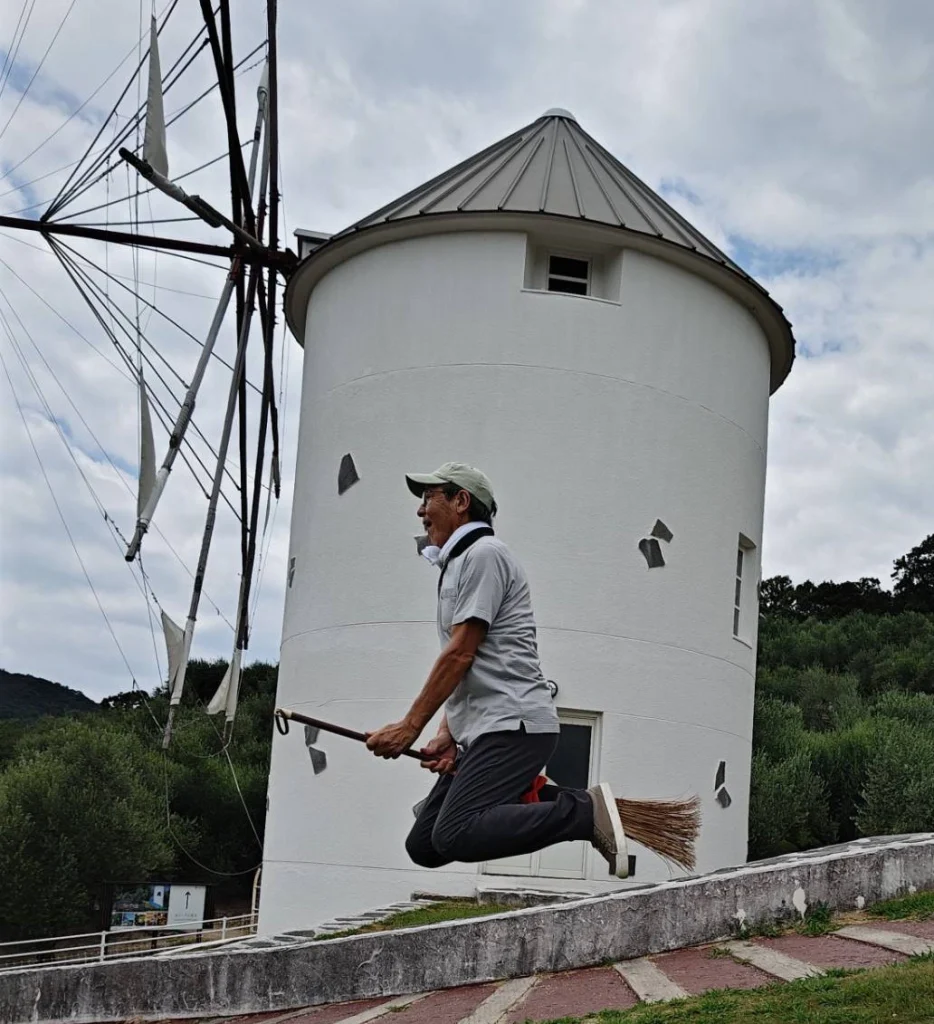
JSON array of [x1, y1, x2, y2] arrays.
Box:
[[405, 462, 496, 511]]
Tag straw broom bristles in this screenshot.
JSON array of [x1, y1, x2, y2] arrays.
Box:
[[616, 795, 701, 872]]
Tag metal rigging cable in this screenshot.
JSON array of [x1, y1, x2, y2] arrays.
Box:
[[0, 255, 238, 631], [43, 0, 187, 219], [0, 245, 136, 383], [0, 0, 37, 103], [52, 239, 263, 396], [3, 263, 234, 624], [0, 297, 162, 633], [51, 241, 250, 515], [48, 239, 234, 509], [50, 39, 267, 223], [0, 345, 141, 687], [0, 0, 79, 145], [0, 1, 176, 185], [48, 145, 249, 223]]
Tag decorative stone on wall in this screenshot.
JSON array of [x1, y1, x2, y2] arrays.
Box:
[[715, 760, 731, 807], [338, 453, 359, 495], [639, 520, 674, 568]]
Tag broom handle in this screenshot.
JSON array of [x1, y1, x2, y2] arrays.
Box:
[[275, 707, 434, 761]]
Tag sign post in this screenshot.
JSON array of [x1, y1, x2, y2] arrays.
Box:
[[167, 884, 207, 930]]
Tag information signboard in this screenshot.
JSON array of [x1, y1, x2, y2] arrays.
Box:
[[105, 882, 211, 931], [167, 884, 207, 929]]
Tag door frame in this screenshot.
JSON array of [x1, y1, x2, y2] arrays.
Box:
[[480, 708, 602, 880]]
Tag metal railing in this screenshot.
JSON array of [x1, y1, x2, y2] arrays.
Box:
[[0, 913, 257, 973]]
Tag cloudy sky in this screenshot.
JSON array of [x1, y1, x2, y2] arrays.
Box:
[[1, 0, 932, 701]]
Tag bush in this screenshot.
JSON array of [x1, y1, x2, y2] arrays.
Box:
[[857, 723, 934, 837], [752, 607, 934, 854], [870, 691, 934, 727], [748, 751, 835, 860], [804, 720, 878, 842], [752, 696, 805, 761], [799, 668, 863, 732]]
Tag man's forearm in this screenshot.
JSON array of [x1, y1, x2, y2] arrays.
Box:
[[404, 643, 475, 733]]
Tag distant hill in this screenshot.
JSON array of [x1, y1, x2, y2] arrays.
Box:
[[0, 669, 98, 719]]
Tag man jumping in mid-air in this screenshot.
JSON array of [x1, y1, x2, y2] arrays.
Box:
[[366, 462, 629, 878]]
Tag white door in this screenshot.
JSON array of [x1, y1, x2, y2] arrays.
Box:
[[482, 712, 599, 880]]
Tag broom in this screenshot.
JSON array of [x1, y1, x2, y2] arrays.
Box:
[[274, 707, 701, 872]]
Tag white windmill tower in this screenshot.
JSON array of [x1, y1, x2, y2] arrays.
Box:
[[260, 109, 795, 934]]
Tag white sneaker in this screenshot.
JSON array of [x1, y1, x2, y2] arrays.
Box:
[[588, 782, 629, 878]]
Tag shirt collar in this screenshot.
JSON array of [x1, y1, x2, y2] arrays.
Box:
[[420, 521, 488, 568]]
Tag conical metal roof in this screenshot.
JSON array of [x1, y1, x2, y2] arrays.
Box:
[[287, 110, 795, 390], [340, 110, 742, 274]]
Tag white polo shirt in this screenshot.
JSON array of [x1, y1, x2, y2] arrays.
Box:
[[437, 532, 559, 749]]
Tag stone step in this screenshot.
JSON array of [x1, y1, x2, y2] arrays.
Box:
[[723, 940, 824, 981], [612, 958, 688, 1003], [836, 924, 934, 957]]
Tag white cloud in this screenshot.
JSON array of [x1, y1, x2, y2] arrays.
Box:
[[1, 0, 932, 699]]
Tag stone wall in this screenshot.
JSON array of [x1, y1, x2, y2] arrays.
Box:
[[1, 833, 931, 1024]]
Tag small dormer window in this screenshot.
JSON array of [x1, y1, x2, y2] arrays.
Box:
[[547, 255, 590, 295]]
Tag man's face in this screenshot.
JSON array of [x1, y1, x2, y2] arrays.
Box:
[[418, 486, 469, 548]]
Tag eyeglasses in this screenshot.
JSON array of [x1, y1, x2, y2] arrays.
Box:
[[418, 487, 443, 507]]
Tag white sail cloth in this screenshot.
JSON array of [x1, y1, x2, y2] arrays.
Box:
[[143, 16, 169, 176], [206, 647, 242, 722], [137, 372, 156, 516], [161, 611, 190, 705]]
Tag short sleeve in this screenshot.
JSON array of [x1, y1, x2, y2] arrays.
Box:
[[452, 543, 507, 627]]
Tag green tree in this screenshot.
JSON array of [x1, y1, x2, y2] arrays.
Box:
[[0, 718, 191, 940], [892, 533, 934, 612], [759, 575, 798, 618], [99, 690, 149, 711]]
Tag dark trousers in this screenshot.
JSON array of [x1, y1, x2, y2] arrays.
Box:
[[405, 728, 594, 867]]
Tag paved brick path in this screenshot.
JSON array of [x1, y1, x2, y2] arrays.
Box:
[[142, 922, 934, 1024]]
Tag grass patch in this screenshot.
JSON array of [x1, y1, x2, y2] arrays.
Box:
[[868, 890, 934, 921], [536, 956, 934, 1022], [741, 919, 783, 939], [794, 901, 835, 936], [313, 900, 513, 940]]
